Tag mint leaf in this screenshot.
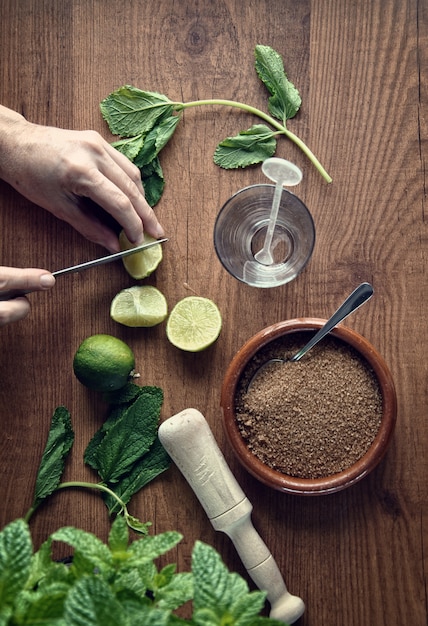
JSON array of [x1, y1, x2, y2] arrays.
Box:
[[155, 571, 193, 611], [100, 86, 173, 137], [33, 406, 74, 508], [112, 134, 145, 161], [0, 519, 32, 605], [14, 585, 69, 623], [95, 387, 163, 483], [64, 576, 124, 626], [139, 157, 165, 206], [108, 515, 129, 554], [126, 531, 182, 567], [51, 527, 113, 577], [103, 438, 171, 514], [134, 114, 180, 168], [255, 45, 301, 123], [191, 541, 270, 625], [214, 124, 277, 169], [103, 382, 146, 406]]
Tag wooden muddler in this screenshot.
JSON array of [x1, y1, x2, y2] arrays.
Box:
[[158, 408, 305, 624]]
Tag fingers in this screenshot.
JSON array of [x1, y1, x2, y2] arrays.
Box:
[[78, 155, 165, 245], [0, 298, 31, 326], [0, 267, 55, 326]]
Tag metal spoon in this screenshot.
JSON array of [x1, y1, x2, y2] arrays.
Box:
[[254, 158, 302, 266], [247, 282, 374, 390]]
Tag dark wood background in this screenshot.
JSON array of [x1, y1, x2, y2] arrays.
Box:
[[1, 1, 427, 624]]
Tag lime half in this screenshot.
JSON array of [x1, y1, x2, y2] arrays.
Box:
[[111, 285, 168, 327], [119, 230, 163, 279], [166, 296, 222, 352], [73, 334, 135, 392]]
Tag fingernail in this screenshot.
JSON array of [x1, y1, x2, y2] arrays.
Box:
[[40, 274, 56, 289], [155, 224, 165, 238]]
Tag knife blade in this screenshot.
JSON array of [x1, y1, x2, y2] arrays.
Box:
[[0, 238, 168, 301]]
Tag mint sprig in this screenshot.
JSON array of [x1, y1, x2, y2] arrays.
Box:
[[0, 517, 287, 624], [24, 383, 170, 533], [100, 44, 331, 206]]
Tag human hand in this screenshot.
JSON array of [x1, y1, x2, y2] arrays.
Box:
[[0, 106, 164, 252], [0, 267, 55, 326]]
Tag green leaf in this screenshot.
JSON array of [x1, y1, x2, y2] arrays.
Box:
[[102, 382, 145, 406], [103, 438, 171, 514], [0, 519, 32, 605], [95, 387, 163, 483], [51, 527, 113, 577], [126, 531, 182, 568], [112, 134, 145, 161], [84, 388, 141, 471], [191, 541, 270, 625], [100, 85, 173, 137], [213, 124, 277, 169], [14, 585, 69, 623], [33, 406, 74, 508], [25, 537, 53, 589], [64, 576, 124, 626], [255, 45, 301, 122], [139, 157, 165, 207], [134, 114, 180, 168], [108, 515, 129, 554], [155, 571, 193, 611]]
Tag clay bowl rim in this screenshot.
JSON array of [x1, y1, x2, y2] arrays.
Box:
[[220, 318, 397, 495]]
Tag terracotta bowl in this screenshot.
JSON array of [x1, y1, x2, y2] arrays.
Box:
[[220, 318, 397, 495]]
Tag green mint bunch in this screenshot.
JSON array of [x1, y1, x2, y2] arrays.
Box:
[[100, 45, 332, 207], [0, 517, 288, 625]]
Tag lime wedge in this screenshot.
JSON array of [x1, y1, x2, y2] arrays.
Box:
[[111, 286, 168, 327], [166, 296, 222, 352], [119, 230, 163, 279]]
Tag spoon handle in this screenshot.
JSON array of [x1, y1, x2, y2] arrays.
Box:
[[254, 182, 283, 265], [290, 282, 374, 362]]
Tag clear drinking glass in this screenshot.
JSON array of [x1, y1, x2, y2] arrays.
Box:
[[213, 184, 315, 288]]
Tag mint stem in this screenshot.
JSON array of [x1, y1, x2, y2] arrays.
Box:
[[174, 98, 332, 183], [24, 481, 129, 523]]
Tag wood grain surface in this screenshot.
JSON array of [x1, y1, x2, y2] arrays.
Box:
[[1, 1, 427, 624]]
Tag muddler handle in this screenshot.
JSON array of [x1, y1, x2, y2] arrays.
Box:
[[158, 408, 305, 624]]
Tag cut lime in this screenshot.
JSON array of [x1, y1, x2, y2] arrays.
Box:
[[119, 230, 163, 279], [166, 296, 222, 352], [73, 334, 135, 392], [111, 285, 168, 327]]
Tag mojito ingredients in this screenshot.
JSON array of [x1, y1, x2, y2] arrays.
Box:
[[100, 45, 331, 206], [73, 334, 136, 392], [166, 296, 222, 352], [0, 516, 283, 625], [235, 334, 383, 479], [119, 230, 163, 279], [110, 285, 168, 327], [25, 383, 169, 530]]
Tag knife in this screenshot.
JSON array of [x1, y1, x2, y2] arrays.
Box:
[[0, 238, 168, 301]]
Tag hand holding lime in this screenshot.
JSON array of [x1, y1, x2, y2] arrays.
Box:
[[119, 230, 163, 279], [73, 334, 136, 392]]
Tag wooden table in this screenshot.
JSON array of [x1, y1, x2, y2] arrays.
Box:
[[1, 1, 426, 624]]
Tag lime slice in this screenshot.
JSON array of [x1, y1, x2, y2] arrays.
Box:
[[111, 285, 168, 327], [119, 230, 163, 279], [166, 296, 222, 352], [73, 334, 135, 392]]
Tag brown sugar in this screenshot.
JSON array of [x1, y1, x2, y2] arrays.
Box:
[[234, 332, 383, 479]]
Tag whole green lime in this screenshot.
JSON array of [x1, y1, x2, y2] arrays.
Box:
[[73, 334, 135, 392]]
